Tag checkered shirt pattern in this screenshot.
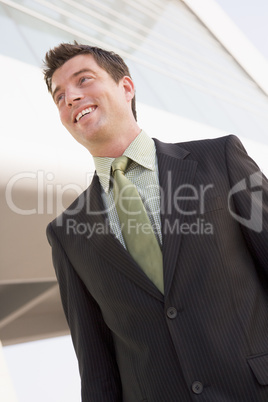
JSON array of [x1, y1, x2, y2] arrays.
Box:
[[93, 130, 162, 248]]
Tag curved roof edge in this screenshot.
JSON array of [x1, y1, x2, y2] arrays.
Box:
[[183, 0, 268, 95]]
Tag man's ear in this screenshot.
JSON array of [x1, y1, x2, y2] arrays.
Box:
[[122, 76, 135, 102]]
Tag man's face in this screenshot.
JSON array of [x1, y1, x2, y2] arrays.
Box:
[[51, 54, 134, 154]]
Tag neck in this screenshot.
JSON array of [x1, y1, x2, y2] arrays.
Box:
[[89, 125, 141, 158]]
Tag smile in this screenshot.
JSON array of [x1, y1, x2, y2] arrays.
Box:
[[75, 106, 97, 122]]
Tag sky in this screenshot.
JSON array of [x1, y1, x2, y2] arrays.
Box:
[[2, 1, 268, 401]]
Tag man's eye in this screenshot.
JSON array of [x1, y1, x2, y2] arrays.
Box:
[[56, 94, 64, 104], [80, 77, 90, 84]]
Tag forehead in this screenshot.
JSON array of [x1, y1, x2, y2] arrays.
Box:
[[51, 54, 104, 91]]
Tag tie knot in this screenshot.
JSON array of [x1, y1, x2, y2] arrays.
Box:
[[112, 156, 130, 176]]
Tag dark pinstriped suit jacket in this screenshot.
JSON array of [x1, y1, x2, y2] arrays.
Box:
[[47, 135, 268, 402]]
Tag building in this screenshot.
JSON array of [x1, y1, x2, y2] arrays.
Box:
[[0, 0, 267, 400]]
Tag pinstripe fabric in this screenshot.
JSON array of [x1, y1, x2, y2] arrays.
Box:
[[47, 135, 268, 402]]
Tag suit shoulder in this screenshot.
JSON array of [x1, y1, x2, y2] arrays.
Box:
[[154, 134, 240, 156], [174, 135, 246, 162], [176, 134, 239, 151]]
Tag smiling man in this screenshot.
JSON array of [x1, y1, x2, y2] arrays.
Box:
[[44, 43, 268, 402], [50, 53, 139, 157]]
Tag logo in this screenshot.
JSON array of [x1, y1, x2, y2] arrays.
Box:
[[228, 171, 263, 232]]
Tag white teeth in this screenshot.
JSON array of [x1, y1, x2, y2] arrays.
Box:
[[75, 107, 95, 122]]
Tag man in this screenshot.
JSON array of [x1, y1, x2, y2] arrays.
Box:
[[44, 43, 268, 401]]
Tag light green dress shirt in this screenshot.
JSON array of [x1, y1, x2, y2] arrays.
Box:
[[93, 130, 162, 248]]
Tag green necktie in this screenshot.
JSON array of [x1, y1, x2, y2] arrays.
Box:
[[112, 156, 164, 294]]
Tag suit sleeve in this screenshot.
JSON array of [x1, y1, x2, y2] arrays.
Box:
[[225, 135, 268, 279], [47, 223, 122, 402]]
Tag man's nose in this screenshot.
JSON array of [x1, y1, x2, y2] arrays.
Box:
[[65, 89, 83, 107]]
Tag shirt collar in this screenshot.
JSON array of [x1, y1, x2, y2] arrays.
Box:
[[93, 130, 156, 193]]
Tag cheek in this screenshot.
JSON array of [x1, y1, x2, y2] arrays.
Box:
[[59, 109, 70, 126]]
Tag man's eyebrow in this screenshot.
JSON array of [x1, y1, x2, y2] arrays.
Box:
[[73, 68, 95, 77], [52, 68, 95, 101]]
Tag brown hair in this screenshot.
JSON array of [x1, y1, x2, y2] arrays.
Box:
[[43, 42, 137, 120]]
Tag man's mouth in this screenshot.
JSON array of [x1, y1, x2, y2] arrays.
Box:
[[75, 106, 97, 122]]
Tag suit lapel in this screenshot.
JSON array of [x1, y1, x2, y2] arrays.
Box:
[[77, 139, 197, 299], [76, 173, 164, 301], [154, 139, 198, 296]]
